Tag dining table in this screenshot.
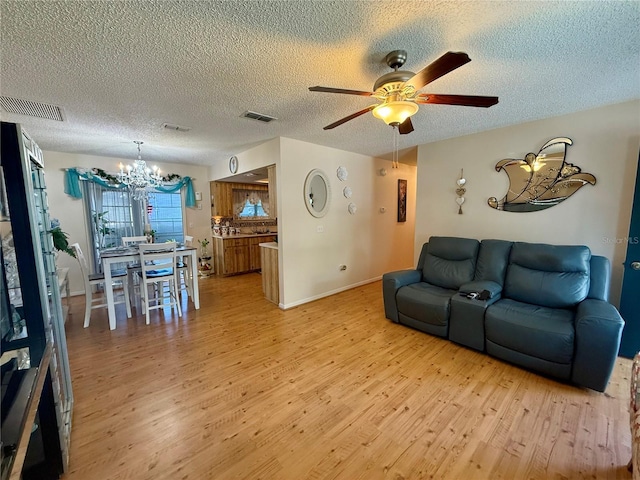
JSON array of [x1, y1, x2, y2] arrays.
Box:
[[100, 245, 200, 330]]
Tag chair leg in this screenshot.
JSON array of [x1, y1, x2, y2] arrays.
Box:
[[174, 279, 182, 317], [83, 285, 93, 328], [143, 282, 151, 325], [181, 266, 191, 301]]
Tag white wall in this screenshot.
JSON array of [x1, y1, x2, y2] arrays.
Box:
[[278, 137, 417, 308], [416, 100, 640, 306], [43, 151, 211, 296], [208, 138, 280, 181]]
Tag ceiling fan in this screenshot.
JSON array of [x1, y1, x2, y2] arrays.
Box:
[[309, 50, 499, 134]]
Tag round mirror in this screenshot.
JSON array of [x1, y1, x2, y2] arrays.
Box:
[[304, 169, 331, 218]]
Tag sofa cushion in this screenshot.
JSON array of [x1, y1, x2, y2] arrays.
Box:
[[422, 237, 479, 289], [504, 242, 591, 308], [397, 282, 457, 327], [474, 239, 513, 284], [485, 298, 575, 365]]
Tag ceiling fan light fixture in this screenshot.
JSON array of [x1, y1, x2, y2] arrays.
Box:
[[372, 100, 419, 126]]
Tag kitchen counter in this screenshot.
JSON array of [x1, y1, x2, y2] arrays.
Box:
[[212, 233, 277, 276], [259, 241, 278, 249]]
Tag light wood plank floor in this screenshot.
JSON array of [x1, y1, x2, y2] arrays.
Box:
[[61, 273, 633, 480]]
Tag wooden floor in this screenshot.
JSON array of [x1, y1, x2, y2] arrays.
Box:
[[61, 273, 633, 480]]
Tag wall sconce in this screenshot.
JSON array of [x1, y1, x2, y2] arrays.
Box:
[[456, 169, 466, 214], [379, 168, 387, 176]]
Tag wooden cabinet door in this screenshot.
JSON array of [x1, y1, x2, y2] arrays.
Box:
[[234, 245, 250, 273], [211, 182, 233, 217], [249, 241, 261, 271], [223, 245, 237, 274]]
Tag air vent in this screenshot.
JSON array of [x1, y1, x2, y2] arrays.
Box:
[[241, 111, 277, 123], [162, 122, 191, 132], [0, 96, 64, 121]]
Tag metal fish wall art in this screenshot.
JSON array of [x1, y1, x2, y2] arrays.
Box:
[[488, 137, 596, 212]]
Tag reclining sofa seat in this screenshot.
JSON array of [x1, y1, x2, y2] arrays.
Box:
[[484, 242, 623, 391], [382, 236, 625, 392], [389, 236, 479, 337]]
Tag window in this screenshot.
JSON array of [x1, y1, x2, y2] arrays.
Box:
[[82, 183, 184, 271], [147, 192, 184, 243], [233, 189, 270, 219], [239, 199, 268, 218]]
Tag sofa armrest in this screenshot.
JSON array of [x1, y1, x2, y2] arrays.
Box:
[[459, 280, 503, 299], [572, 299, 624, 392], [382, 270, 422, 322]]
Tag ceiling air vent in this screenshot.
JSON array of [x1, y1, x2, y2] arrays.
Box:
[[0, 96, 64, 121], [162, 122, 191, 132], [241, 111, 277, 123]]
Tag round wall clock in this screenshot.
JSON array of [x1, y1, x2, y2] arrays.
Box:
[[229, 156, 238, 174]]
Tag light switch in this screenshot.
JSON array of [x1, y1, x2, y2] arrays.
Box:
[[195, 192, 202, 201]]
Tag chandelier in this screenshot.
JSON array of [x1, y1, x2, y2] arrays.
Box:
[[117, 141, 163, 200]]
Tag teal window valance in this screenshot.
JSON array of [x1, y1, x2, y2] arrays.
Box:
[[63, 167, 196, 207]]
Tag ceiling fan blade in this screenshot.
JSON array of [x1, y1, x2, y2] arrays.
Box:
[[398, 117, 414, 135], [415, 94, 499, 108], [323, 105, 377, 130], [404, 51, 471, 92], [309, 86, 373, 96]]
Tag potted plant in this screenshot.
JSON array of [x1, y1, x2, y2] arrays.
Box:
[[49, 219, 76, 258]]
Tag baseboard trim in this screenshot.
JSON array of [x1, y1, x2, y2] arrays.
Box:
[[280, 276, 382, 310]]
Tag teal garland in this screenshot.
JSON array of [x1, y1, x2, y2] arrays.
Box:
[[64, 167, 196, 207]]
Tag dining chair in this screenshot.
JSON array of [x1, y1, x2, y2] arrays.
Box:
[[137, 242, 182, 325], [70, 243, 131, 328], [122, 236, 149, 246], [121, 236, 149, 305], [177, 235, 194, 301]]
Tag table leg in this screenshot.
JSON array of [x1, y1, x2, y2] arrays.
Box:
[[190, 250, 200, 309], [103, 258, 117, 330]]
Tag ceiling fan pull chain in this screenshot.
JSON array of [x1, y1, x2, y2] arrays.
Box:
[[392, 125, 399, 168]]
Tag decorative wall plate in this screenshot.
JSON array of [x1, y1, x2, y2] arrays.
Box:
[[348, 202, 357, 215], [337, 166, 348, 181], [343, 186, 352, 198]]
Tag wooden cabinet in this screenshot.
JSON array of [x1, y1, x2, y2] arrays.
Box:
[[210, 181, 233, 217], [210, 181, 270, 218], [222, 238, 250, 275], [260, 243, 279, 304], [213, 235, 276, 276]]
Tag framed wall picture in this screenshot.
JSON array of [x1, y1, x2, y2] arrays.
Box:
[[398, 179, 407, 222]]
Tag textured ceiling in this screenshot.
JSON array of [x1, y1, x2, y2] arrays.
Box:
[[1, 1, 639, 167]]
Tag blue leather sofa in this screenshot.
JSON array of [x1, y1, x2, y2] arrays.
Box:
[[382, 236, 624, 392]]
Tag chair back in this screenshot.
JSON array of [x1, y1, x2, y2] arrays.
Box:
[[122, 236, 149, 246], [184, 235, 193, 246], [138, 242, 177, 280], [70, 243, 91, 291]]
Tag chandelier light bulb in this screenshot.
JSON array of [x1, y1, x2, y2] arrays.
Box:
[[116, 141, 164, 200]]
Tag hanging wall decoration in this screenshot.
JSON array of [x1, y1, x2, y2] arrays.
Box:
[[455, 169, 466, 214], [397, 179, 407, 222], [488, 137, 596, 212]]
